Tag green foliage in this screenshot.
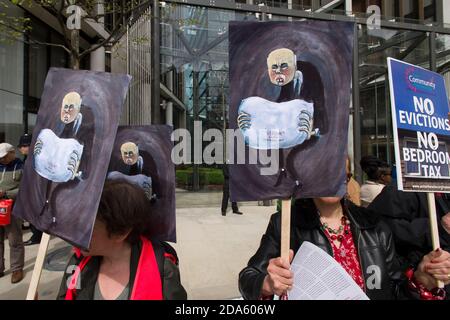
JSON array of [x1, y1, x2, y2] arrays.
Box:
[[160, 3, 201, 29], [176, 167, 224, 187], [0, 1, 31, 44], [1, 0, 154, 67]]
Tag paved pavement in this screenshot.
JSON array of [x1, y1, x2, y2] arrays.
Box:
[[0, 191, 276, 300]]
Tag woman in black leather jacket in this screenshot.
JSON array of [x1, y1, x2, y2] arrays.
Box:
[[239, 197, 450, 300]]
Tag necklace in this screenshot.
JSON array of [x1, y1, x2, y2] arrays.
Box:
[[320, 215, 351, 242]]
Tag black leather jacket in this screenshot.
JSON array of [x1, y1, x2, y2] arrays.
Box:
[[239, 199, 411, 300]]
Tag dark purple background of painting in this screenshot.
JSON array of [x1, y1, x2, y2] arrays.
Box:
[[228, 21, 353, 201], [108, 125, 176, 242], [13, 68, 131, 250]]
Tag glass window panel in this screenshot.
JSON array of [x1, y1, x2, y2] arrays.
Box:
[[359, 25, 429, 171], [28, 19, 49, 102], [0, 3, 25, 144]]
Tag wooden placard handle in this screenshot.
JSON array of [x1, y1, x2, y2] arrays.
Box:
[[26, 232, 51, 300], [281, 199, 291, 262], [426, 193, 444, 289]]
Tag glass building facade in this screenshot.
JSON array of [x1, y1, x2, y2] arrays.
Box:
[[155, 0, 450, 188], [1, 0, 450, 189], [0, 1, 70, 148]]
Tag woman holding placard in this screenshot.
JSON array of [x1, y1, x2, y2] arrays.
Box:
[[239, 196, 450, 300]]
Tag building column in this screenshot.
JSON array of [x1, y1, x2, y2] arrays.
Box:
[[90, 46, 105, 72], [179, 109, 187, 129], [345, 0, 352, 15], [166, 102, 173, 126], [90, 2, 105, 72], [311, 0, 320, 11], [443, 1, 450, 23], [382, 0, 394, 17]]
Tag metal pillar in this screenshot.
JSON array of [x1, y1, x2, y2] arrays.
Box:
[[151, 0, 161, 124], [192, 71, 200, 191], [23, 27, 29, 135], [352, 23, 362, 184], [166, 17, 174, 127], [429, 31, 436, 71]]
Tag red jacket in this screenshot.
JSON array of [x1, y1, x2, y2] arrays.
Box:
[[61, 237, 186, 300]]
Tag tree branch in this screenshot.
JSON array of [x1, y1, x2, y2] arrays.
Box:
[[29, 39, 71, 53], [79, 0, 147, 58], [80, 0, 152, 19], [0, 20, 29, 34], [78, 22, 123, 58]]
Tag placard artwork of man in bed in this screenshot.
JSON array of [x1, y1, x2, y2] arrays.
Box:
[[229, 21, 353, 201], [107, 141, 154, 201], [13, 68, 131, 249], [238, 48, 320, 150], [107, 126, 176, 242], [34, 92, 86, 183]]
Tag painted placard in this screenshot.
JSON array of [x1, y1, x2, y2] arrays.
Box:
[[229, 21, 354, 201], [13, 68, 131, 249], [107, 125, 176, 242]]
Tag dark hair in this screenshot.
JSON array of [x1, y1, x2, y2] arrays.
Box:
[[359, 155, 390, 181], [96, 179, 152, 244]]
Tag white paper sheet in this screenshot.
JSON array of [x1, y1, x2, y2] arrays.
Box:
[[287, 241, 370, 300]]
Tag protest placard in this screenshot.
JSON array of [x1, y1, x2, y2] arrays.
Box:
[[12, 68, 131, 298], [388, 58, 450, 192], [229, 21, 354, 260], [387, 58, 449, 287], [108, 125, 176, 242]]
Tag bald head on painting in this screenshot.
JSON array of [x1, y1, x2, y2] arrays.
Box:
[[121, 142, 139, 166], [61, 92, 82, 124], [267, 48, 297, 86]]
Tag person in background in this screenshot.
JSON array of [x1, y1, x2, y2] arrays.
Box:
[[359, 155, 392, 207], [17, 134, 43, 246], [17, 135, 31, 231], [17, 134, 31, 161], [0, 143, 25, 283], [58, 180, 187, 300], [346, 157, 361, 206], [221, 163, 243, 216]]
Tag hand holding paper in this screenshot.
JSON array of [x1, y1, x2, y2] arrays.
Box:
[[287, 242, 369, 300]]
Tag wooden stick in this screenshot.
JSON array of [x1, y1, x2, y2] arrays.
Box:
[[281, 199, 291, 262], [26, 232, 51, 300], [426, 193, 444, 289]]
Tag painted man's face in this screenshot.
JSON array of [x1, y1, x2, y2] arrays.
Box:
[[61, 92, 81, 124], [121, 142, 139, 165], [267, 48, 296, 86]]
